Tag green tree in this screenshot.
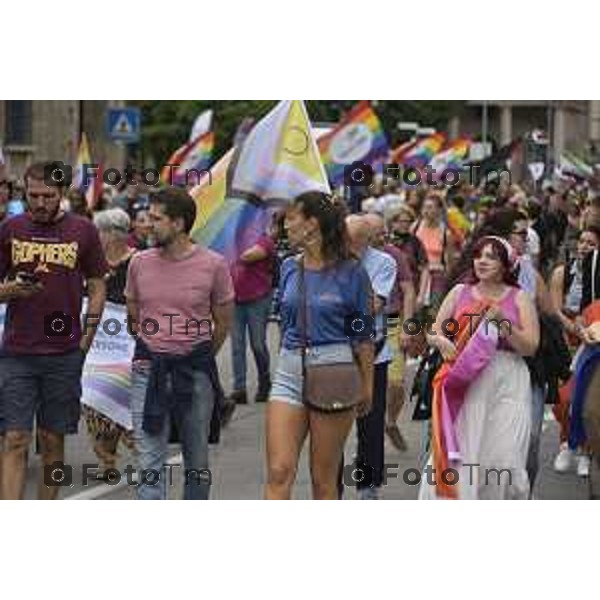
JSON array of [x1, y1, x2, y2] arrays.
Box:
[[133, 100, 463, 167]]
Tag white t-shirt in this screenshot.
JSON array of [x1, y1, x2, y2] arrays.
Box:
[[527, 227, 540, 263], [361, 246, 397, 365]]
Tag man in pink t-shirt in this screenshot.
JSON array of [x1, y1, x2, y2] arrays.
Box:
[[228, 232, 275, 405], [125, 187, 234, 500]]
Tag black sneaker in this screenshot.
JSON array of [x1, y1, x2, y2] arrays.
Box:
[[220, 398, 237, 428], [254, 381, 271, 403], [230, 390, 248, 405]]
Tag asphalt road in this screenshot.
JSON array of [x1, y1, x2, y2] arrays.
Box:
[[20, 323, 594, 500]]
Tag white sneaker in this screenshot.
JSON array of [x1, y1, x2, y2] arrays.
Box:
[[553, 446, 575, 472], [577, 455, 591, 478]]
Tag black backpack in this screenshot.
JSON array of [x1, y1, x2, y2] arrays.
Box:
[[582, 249, 600, 311], [525, 313, 572, 404]]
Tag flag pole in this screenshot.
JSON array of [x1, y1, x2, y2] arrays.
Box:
[[481, 100, 489, 146]]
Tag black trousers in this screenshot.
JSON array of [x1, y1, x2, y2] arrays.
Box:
[[337, 362, 388, 497], [356, 363, 388, 491]]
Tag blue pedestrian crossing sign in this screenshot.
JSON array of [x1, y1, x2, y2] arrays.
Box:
[[107, 107, 141, 143]]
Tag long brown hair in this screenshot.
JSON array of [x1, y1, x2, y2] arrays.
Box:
[[293, 191, 353, 264]]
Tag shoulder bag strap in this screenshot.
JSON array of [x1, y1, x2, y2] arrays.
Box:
[[593, 250, 598, 302], [441, 224, 448, 268], [299, 256, 308, 385]]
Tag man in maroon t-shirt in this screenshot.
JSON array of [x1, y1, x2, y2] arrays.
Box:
[[0, 162, 108, 500]]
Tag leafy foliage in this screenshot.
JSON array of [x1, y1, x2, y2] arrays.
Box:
[[133, 100, 463, 167]]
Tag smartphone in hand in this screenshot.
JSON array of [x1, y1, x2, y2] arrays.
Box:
[[16, 271, 41, 285]]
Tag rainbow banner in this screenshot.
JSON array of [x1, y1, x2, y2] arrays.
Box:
[[318, 101, 389, 186], [80, 302, 135, 430], [162, 130, 215, 186], [395, 132, 446, 168]]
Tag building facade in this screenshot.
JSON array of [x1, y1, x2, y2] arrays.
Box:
[[0, 100, 127, 178], [449, 100, 600, 158]]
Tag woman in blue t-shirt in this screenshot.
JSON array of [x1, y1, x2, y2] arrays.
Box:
[[265, 191, 375, 500]]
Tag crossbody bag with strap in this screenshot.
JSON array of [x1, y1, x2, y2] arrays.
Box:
[[299, 257, 363, 413]]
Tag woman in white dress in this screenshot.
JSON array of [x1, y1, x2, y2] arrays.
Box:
[[419, 236, 539, 500]]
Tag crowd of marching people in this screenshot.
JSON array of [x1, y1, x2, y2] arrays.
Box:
[[1, 157, 600, 500]]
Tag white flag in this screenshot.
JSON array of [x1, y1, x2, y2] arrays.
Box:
[[190, 110, 213, 142], [229, 100, 330, 202], [528, 162, 545, 181]]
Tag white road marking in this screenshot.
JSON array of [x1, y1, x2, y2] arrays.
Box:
[[66, 452, 184, 500]]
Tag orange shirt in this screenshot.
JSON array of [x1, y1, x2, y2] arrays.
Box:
[[415, 223, 445, 266]]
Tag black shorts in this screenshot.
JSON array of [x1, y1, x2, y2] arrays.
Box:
[[0, 349, 85, 435]]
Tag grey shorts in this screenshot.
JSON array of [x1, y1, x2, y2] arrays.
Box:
[[269, 343, 355, 407], [0, 349, 86, 435]]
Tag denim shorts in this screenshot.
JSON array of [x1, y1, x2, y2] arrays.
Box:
[[0, 349, 85, 434], [269, 343, 355, 407]]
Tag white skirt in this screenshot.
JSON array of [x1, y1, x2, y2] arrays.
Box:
[[419, 351, 532, 500]]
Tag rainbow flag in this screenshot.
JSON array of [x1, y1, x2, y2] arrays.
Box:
[[193, 100, 329, 262], [193, 196, 270, 263], [73, 133, 92, 191], [389, 139, 418, 164], [190, 149, 234, 231], [162, 130, 214, 186], [429, 137, 471, 172], [190, 150, 271, 263], [318, 101, 389, 186], [395, 132, 446, 168], [72, 134, 101, 209], [230, 100, 330, 200], [189, 109, 213, 142]]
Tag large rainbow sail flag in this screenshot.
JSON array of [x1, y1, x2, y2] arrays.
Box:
[[192, 100, 329, 261], [318, 101, 389, 186], [190, 149, 265, 263], [162, 130, 215, 186], [394, 132, 446, 168]]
